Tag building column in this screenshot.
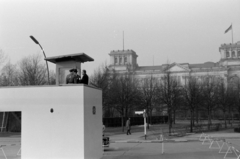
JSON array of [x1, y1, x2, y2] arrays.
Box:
[[110, 56, 114, 65], [220, 49, 225, 59]]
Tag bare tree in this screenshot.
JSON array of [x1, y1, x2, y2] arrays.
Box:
[[49, 70, 56, 85], [226, 77, 240, 126], [234, 79, 240, 127], [0, 61, 19, 86], [182, 76, 201, 132], [201, 76, 218, 130], [90, 63, 109, 88], [139, 75, 158, 128], [90, 63, 113, 117], [18, 54, 47, 85], [110, 72, 140, 132], [157, 71, 181, 134], [216, 78, 232, 128]]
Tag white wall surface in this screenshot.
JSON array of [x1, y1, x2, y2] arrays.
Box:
[[0, 85, 102, 159], [84, 86, 103, 159]]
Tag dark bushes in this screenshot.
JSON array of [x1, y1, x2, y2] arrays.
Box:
[[103, 116, 168, 127], [234, 127, 240, 132]]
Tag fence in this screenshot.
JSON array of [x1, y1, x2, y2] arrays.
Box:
[[200, 133, 240, 159], [170, 122, 240, 136]]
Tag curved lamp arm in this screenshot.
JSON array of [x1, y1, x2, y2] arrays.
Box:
[[30, 35, 50, 85]]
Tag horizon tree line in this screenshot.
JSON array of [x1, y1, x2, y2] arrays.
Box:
[[0, 51, 55, 86], [90, 63, 240, 133]]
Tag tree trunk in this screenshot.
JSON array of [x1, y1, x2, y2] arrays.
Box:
[[239, 107, 240, 127], [208, 109, 211, 130], [196, 108, 199, 124], [228, 112, 231, 125], [173, 109, 176, 124], [192, 110, 195, 127], [190, 110, 193, 133], [169, 118, 172, 134], [125, 106, 128, 120], [147, 109, 150, 129], [239, 110, 240, 128], [210, 110, 212, 125], [150, 109, 152, 125], [185, 110, 188, 120], [223, 111, 227, 128], [168, 109, 172, 134], [121, 115, 124, 132]]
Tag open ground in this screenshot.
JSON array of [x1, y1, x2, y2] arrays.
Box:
[[103, 120, 240, 159], [0, 120, 239, 159]]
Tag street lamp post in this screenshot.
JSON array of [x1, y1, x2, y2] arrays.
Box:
[[30, 35, 50, 85]]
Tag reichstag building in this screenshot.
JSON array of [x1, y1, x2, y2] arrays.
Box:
[[108, 41, 240, 86]]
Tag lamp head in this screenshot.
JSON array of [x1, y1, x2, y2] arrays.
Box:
[[30, 35, 39, 44]]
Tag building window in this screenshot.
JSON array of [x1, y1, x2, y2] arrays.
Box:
[[114, 57, 117, 64], [119, 57, 122, 64], [226, 51, 230, 58], [124, 57, 127, 64], [232, 51, 235, 57], [238, 51, 240, 57]]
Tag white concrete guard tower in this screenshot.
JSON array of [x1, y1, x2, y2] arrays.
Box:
[[0, 53, 103, 159]]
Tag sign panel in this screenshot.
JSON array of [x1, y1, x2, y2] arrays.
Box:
[[135, 111, 144, 115]]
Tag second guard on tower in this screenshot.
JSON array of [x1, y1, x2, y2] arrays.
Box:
[[79, 69, 89, 85]]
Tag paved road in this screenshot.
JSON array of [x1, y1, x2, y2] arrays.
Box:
[[0, 130, 239, 159], [103, 141, 240, 159], [0, 133, 20, 159], [102, 130, 240, 159], [0, 145, 20, 159]]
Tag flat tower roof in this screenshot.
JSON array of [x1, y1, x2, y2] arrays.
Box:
[[45, 53, 94, 64]]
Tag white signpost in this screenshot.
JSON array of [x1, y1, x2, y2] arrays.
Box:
[[143, 109, 147, 140], [135, 110, 164, 153], [135, 109, 147, 140]]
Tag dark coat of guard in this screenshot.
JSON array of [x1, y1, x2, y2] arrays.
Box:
[[79, 70, 89, 85], [79, 74, 89, 85]]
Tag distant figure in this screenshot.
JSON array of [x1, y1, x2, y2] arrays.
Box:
[[126, 118, 131, 135], [66, 69, 80, 84], [79, 69, 89, 85]]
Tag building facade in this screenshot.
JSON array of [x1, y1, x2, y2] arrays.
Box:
[[108, 41, 240, 86]]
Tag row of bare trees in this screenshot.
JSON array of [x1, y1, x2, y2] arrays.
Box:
[[91, 65, 240, 133], [0, 53, 55, 86]]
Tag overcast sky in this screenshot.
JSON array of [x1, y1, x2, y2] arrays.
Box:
[[0, 0, 240, 76]]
